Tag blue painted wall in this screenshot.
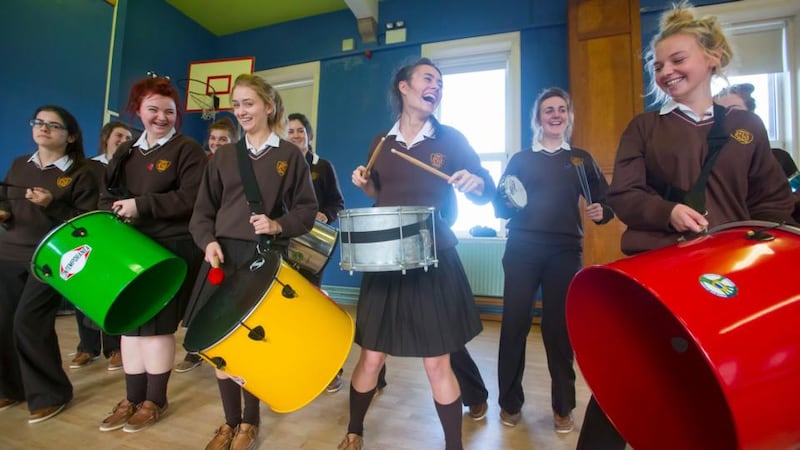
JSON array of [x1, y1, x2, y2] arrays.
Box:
[[1, 0, 112, 169]]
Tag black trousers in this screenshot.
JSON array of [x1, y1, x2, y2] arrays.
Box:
[[0, 260, 73, 410], [498, 236, 580, 416], [451, 347, 488, 407], [577, 395, 626, 450], [74, 309, 121, 357]]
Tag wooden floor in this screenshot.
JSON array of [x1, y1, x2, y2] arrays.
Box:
[[0, 307, 590, 449]]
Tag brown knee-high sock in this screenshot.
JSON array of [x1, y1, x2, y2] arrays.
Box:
[[242, 389, 260, 426], [145, 371, 171, 408], [217, 378, 242, 428], [434, 396, 463, 450], [347, 384, 377, 436], [125, 373, 147, 404]]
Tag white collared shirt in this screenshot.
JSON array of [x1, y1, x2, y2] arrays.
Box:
[[91, 154, 109, 165], [660, 100, 714, 122], [28, 152, 73, 171], [245, 132, 280, 156], [133, 128, 177, 151], [387, 120, 435, 149], [532, 139, 571, 153]]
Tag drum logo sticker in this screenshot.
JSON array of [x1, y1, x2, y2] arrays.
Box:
[[731, 129, 753, 145], [430, 153, 445, 169], [699, 273, 738, 298], [56, 176, 72, 188], [156, 160, 171, 172], [60, 245, 92, 280], [276, 161, 288, 176]]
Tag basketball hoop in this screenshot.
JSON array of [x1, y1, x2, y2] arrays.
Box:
[[176, 78, 220, 122]]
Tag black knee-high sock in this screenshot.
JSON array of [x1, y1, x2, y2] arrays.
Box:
[[217, 378, 242, 428], [434, 397, 463, 450], [145, 371, 171, 408], [347, 384, 377, 436], [125, 373, 147, 404], [242, 389, 260, 426]]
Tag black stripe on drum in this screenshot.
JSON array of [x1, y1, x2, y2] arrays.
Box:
[[340, 221, 425, 244]]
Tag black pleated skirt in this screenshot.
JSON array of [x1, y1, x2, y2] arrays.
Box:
[[355, 247, 482, 357], [123, 236, 202, 337]]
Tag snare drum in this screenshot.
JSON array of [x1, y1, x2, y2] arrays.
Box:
[[287, 220, 338, 274], [499, 174, 527, 210], [184, 251, 354, 413], [339, 206, 438, 274]]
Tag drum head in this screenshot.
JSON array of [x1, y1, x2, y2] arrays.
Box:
[[184, 252, 280, 352]]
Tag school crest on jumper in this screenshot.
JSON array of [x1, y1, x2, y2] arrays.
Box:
[[731, 129, 753, 145], [430, 153, 445, 169], [156, 160, 171, 172], [276, 161, 288, 176], [311, 171, 319, 181], [56, 176, 72, 188]]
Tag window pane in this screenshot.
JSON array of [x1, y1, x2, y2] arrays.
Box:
[[439, 69, 506, 154], [713, 73, 775, 140], [451, 160, 504, 234], [438, 68, 507, 235]]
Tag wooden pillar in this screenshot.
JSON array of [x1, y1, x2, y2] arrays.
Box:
[[568, 0, 644, 265]]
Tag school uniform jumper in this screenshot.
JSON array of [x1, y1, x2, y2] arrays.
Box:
[[99, 132, 207, 336], [185, 135, 318, 326]]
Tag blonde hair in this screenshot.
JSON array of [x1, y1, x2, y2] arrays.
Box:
[[231, 74, 286, 136], [644, 1, 733, 104]]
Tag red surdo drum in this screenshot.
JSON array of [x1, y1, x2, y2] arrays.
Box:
[[566, 221, 800, 450]]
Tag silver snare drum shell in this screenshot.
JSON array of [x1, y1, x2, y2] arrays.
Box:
[[287, 220, 338, 274], [499, 174, 527, 210], [338, 206, 439, 274]]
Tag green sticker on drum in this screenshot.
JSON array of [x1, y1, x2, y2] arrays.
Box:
[[699, 273, 738, 298]]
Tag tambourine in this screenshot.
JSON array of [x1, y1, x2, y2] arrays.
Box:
[[499, 174, 527, 210]]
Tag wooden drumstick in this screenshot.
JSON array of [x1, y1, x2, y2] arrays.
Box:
[[364, 136, 386, 176], [390, 148, 450, 182]]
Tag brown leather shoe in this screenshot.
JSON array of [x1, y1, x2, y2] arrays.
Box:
[[107, 351, 123, 371], [99, 399, 137, 431], [122, 400, 167, 433], [468, 401, 488, 421], [28, 404, 66, 424], [230, 423, 258, 450], [0, 398, 20, 412], [70, 352, 98, 369], [337, 433, 363, 450], [205, 423, 235, 450], [500, 409, 522, 427], [554, 412, 574, 433]]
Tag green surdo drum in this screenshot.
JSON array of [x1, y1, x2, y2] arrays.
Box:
[[31, 210, 187, 334]]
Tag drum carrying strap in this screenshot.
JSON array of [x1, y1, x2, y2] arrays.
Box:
[[648, 103, 730, 214], [235, 140, 285, 251]]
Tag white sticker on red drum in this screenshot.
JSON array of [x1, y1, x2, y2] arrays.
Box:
[[698, 273, 738, 298], [59, 245, 92, 280]]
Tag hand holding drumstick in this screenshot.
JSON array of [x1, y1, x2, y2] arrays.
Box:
[[390, 149, 484, 195]]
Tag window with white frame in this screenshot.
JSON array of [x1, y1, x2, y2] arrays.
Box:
[[422, 32, 521, 236], [711, 20, 789, 148], [699, 0, 799, 155]]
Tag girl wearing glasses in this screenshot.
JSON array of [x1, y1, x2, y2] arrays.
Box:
[[0, 105, 99, 424]]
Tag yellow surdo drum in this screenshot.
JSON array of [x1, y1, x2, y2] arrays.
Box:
[[183, 251, 354, 413]]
